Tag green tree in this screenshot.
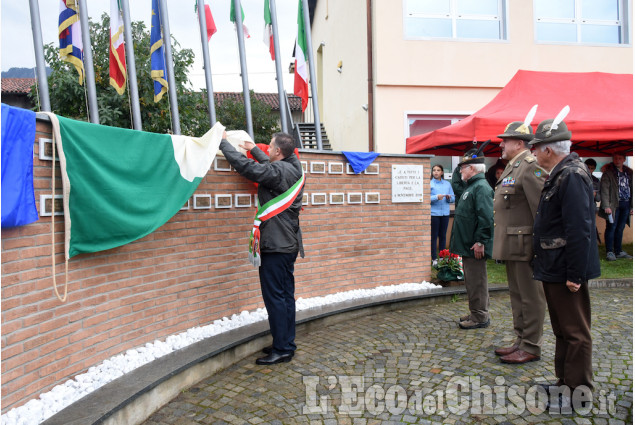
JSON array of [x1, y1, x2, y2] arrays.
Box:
[[28, 13, 282, 140], [215, 91, 281, 144], [31, 13, 209, 135]]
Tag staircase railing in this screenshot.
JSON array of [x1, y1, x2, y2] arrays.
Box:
[[282, 90, 303, 148], [302, 96, 314, 124]]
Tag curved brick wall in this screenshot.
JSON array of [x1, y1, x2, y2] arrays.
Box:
[[1, 120, 431, 412]]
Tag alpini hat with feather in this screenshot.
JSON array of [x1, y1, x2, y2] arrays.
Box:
[[458, 140, 490, 166], [529, 106, 572, 146], [498, 105, 538, 141]]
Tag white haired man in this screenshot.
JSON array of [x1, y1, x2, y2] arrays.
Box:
[[450, 144, 494, 330], [529, 118, 600, 407]]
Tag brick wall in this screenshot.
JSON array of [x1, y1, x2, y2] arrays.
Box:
[[1, 120, 431, 412]]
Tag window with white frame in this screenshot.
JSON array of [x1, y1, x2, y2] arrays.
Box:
[[403, 0, 507, 40], [535, 0, 630, 44], [407, 114, 467, 138]]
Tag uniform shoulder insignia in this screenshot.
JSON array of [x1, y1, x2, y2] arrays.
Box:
[[534, 168, 545, 178], [524, 156, 536, 163]]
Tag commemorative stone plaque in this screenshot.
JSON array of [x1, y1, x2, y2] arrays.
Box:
[[391, 164, 424, 203]]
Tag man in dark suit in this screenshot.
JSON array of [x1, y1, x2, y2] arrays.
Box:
[[220, 132, 305, 365]]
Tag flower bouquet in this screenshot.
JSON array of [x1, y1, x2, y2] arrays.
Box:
[[435, 249, 464, 281]]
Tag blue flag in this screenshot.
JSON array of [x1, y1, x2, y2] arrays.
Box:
[[151, 0, 168, 102], [1, 104, 39, 228], [342, 151, 380, 174], [58, 0, 84, 85]]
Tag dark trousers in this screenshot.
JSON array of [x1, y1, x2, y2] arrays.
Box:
[[543, 282, 593, 390], [259, 252, 298, 355], [431, 215, 450, 260], [604, 199, 631, 253], [462, 257, 489, 323]]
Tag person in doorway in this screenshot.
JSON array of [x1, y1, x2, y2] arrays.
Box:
[[430, 164, 455, 267], [530, 114, 600, 402], [219, 132, 305, 365], [493, 119, 547, 364], [599, 153, 633, 261], [450, 143, 494, 330], [584, 158, 601, 203]]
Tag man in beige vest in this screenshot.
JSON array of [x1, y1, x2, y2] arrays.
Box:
[[493, 119, 547, 364]]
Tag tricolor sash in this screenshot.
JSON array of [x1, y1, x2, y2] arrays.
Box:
[[249, 172, 305, 266]]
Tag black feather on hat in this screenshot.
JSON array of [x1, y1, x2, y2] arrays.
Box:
[[458, 140, 490, 166]]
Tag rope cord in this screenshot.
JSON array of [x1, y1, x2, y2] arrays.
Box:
[[126, 74, 133, 129], [33, 67, 41, 112], [83, 80, 90, 122], [51, 126, 68, 302]]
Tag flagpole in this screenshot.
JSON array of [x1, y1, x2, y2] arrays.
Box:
[[232, 0, 254, 140], [158, 0, 181, 135], [301, 0, 322, 149], [197, 0, 217, 126], [120, 0, 142, 130], [77, 0, 100, 124], [269, 0, 288, 133], [28, 0, 50, 112]]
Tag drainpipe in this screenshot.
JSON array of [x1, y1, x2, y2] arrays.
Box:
[[366, 0, 374, 152]]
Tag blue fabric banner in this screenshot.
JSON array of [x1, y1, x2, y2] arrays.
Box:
[[150, 0, 168, 102], [1, 104, 39, 228], [342, 151, 380, 174]]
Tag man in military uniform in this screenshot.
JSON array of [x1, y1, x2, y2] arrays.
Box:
[[450, 143, 494, 329], [530, 115, 600, 403], [493, 121, 547, 364]]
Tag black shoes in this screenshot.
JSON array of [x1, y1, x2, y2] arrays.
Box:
[[262, 345, 273, 354], [255, 352, 293, 365]]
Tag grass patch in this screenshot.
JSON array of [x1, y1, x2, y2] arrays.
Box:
[[486, 260, 507, 284], [597, 243, 633, 279], [432, 244, 633, 285]]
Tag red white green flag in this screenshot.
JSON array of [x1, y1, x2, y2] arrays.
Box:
[[294, 0, 308, 112], [109, 0, 126, 95], [263, 0, 274, 60]]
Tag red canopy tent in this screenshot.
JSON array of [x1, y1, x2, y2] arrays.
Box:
[[406, 70, 633, 157]]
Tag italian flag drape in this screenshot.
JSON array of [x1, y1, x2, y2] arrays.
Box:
[[294, 0, 309, 112], [44, 113, 227, 259], [263, 0, 274, 60], [109, 0, 127, 95]]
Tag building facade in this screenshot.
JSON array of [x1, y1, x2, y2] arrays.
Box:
[[308, 0, 633, 153]]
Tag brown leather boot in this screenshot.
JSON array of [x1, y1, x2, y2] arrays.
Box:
[[494, 343, 519, 356], [500, 349, 540, 364]]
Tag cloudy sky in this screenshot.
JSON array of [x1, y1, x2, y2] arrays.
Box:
[[1, 0, 301, 93]]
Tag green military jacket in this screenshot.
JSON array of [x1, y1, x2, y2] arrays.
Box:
[[492, 150, 547, 261], [449, 173, 494, 259]]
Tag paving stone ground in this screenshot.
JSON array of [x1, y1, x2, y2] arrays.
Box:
[[143, 287, 633, 425]]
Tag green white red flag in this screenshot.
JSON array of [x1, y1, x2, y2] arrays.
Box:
[[109, 0, 126, 95], [230, 0, 250, 38], [294, 0, 308, 112], [44, 113, 227, 259], [263, 0, 274, 60]]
